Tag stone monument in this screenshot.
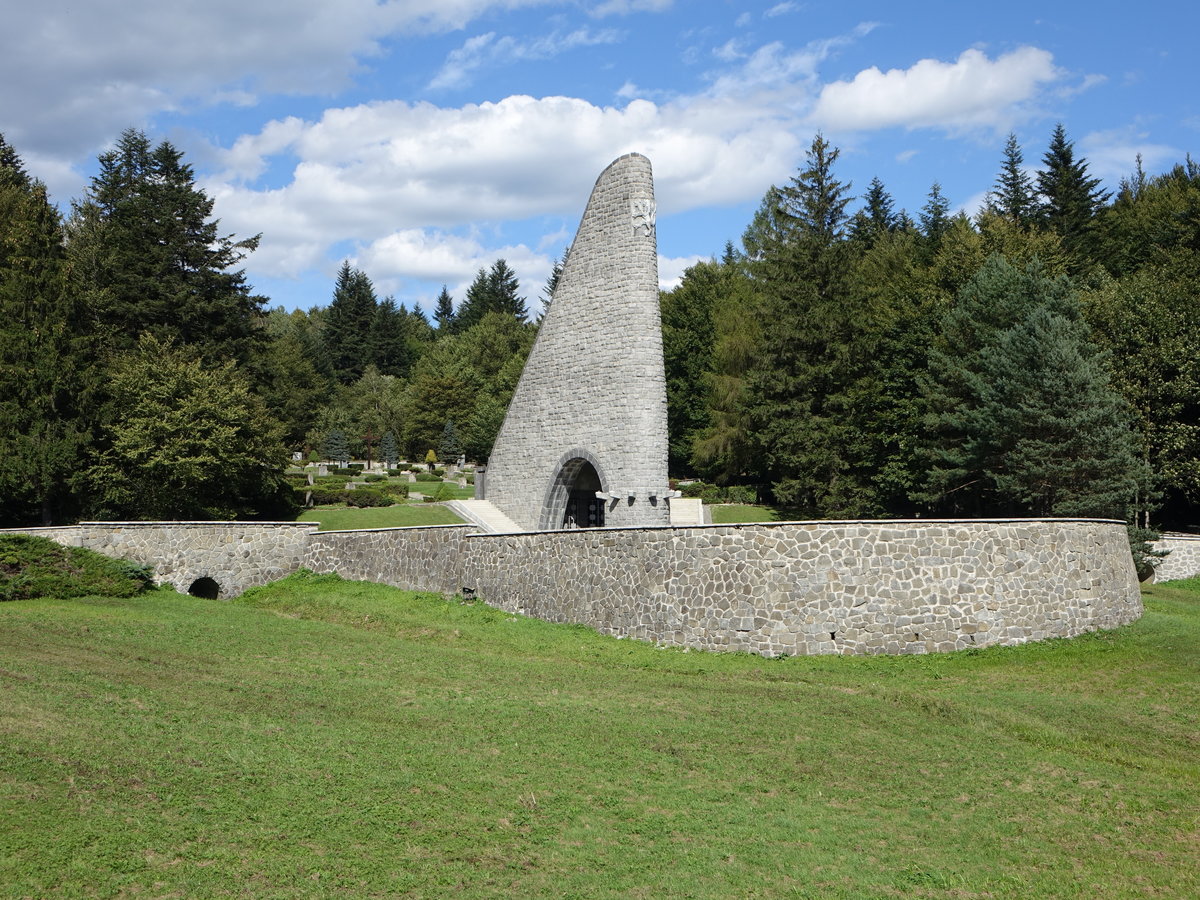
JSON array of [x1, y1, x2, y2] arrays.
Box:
[[480, 153, 671, 531]]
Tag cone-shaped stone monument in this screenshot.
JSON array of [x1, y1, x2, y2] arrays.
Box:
[[480, 153, 670, 531]]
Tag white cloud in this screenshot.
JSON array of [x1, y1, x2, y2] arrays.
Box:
[[765, 2, 798, 17], [1079, 127, 1180, 182], [589, 0, 672, 16], [809, 46, 1062, 133], [207, 90, 803, 282], [429, 27, 623, 90], [658, 254, 707, 290], [0, 0, 560, 168]]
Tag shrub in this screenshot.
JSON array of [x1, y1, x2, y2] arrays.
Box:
[[306, 486, 347, 506], [433, 468, 446, 478], [680, 481, 706, 499], [381, 482, 410, 500], [414, 472, 441, 483], [387, 469, 406, 477], [431, 482, 457, 502], [466, 474, 475, 485], [0, 535, 154, 602], [364, 474, 385, 483], [345, 488, 394, 508]]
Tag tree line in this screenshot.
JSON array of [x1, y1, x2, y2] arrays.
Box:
[[662, 128, 1200, 539], [0, 128, 540, 524], [1, 124, 1196, 539]]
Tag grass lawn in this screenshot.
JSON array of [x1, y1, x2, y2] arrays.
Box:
[[707, 503, 783, 523], [296, 502, 464, 531], [1, 575, 1198, 898]]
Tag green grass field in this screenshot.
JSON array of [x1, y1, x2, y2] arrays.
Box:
[[2, 574, 1198, 898], [297, 502, 464, 531], [707, 503, 783, 523]]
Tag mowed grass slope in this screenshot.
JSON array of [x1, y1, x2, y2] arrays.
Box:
[[1, 574, 1198, 899]]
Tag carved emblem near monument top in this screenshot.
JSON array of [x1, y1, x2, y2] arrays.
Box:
[[631, 197, 656, 237]]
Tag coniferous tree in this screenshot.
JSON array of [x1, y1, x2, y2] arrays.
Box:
[[540, 250, 567, 320], [918, 256, 1146, 518], [367, 296, 409, 377], [748, 134, 873, 514], [323, 429, 350, 465], [433, 285, 456, 332], [323, 261, 378, 383], [438, 420, 463, 463], [1037, 123, 1109, 262], [985, 133, 1037, 228], [849, 177, 896, 246], [919, 182, 952, 248], [380, 431, 400, 468], [67, 128, 265, 363], [0, 141, 95, 525]]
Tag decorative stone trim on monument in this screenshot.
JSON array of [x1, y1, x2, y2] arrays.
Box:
[[1151, 533, 1200, 581], [481, 153, 670, 532]]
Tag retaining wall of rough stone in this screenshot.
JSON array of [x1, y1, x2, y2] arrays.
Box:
[[5, 517, 1141, 656], [0, 521, 317, 598], [453, 519, 1140, 656], [1153, 533, 1200, 582]]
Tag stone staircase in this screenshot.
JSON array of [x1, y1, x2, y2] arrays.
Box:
[[668, 498, 707, 527], [446, 499, 525, 534]]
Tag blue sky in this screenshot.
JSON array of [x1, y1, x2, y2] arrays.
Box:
[[4, 0, 1194, 314]]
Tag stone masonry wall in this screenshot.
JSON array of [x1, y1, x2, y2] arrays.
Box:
[[483, 153, 670, 531], [454, 519, 1140, 656], [1, 521, 317, 598], [303, 525, 470, 594], [1153, 533, 1200, 582], [5, 517, 1141, 657]]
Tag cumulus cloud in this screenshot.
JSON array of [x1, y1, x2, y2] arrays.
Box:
[[658, 254, 708, 290], [1079, 127, 1180, 182], [429, 27, 622, 90], [0, 0, 559, 169], [206, 91, 802, 282], [589, 0, 673, 16], [809, 46, 1062, 132]]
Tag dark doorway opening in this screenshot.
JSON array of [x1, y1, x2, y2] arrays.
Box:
[[562, 460, 605, 529], [188, 577, 221, 600]]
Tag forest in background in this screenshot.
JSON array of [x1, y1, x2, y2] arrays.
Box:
[[1, 126, 1197, 538]]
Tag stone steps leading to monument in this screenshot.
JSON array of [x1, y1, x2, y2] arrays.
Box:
[[447, 499, 525, 534], [669, 498, 707, 527]]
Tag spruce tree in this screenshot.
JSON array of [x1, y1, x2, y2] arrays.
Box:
[[323, 261, 378, 383], [918, 182, 951, 247], [433, 285, 456, 332], [438, 420, 463, 464], [67, 129, 264, 364], [367, 297, 409, 377], [323, 429, 350, 465], [748, 134, 873, 515], [985, 133, 1037, 228], [849, 177, 896, 246], [1037, 123, 1109, 261], [0, 146, 94, 525], [380, 431, 400, 468]]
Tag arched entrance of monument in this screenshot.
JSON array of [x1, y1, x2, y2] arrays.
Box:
[[187, 576, 221, 600], [542, 454, 608, 530]]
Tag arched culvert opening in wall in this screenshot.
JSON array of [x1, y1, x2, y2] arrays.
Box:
[[187, 576, 221, 600]]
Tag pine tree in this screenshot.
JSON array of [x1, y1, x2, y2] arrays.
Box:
[[985, 133, 1037, 228], [918, 256, 1146, 517], [433, 285, 456, 332], [323, 261, 378, 383], [540, 250, 567, 320], [1037, 123, 1109, 261], [67, 128, 264, 363]]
